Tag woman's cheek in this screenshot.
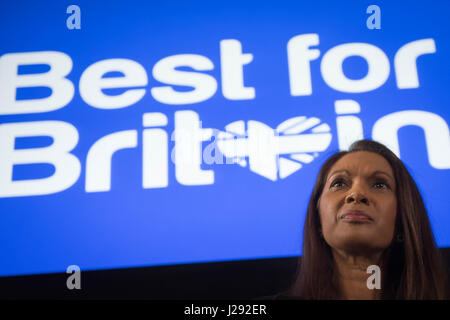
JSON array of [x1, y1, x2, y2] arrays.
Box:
[[320, 194, 337, 228], [323, 193, 338, 221]]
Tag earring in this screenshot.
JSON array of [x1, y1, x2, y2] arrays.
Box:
[[396, 233, 404, 243]]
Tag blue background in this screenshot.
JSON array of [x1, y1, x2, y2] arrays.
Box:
[[0, 0, 449, 277]]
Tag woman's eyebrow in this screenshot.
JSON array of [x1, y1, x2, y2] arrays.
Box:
[[371, 170, 394, 182], [327, 169, 394, 182], [327, 169, 349, 181]]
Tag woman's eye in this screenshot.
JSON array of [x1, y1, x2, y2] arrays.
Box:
[[374, 182, 388, 189], [331, 179, 346, 188]]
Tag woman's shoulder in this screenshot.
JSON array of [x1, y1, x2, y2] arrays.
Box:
[[254, 291, 299, 300]]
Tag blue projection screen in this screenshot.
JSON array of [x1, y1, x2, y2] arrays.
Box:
[[0, 1, 449, 277]]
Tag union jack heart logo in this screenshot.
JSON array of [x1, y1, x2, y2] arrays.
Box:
[[216, 116, 332, 181]]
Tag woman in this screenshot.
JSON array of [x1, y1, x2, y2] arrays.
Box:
[[281, 139, 449, 299]]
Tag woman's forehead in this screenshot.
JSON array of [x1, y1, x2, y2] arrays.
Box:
[[328, 151, 394, 178]]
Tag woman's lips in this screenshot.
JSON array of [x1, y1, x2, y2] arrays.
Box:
[[341, 211, 372, 221]]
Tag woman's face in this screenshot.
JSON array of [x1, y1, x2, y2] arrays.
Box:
[[318, 151, 397, 255]]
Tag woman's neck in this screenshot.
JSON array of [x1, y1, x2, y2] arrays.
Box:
[[332, 249, 384, 300]]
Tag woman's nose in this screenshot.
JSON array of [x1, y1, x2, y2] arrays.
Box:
[[345, 191, 369, 204]]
